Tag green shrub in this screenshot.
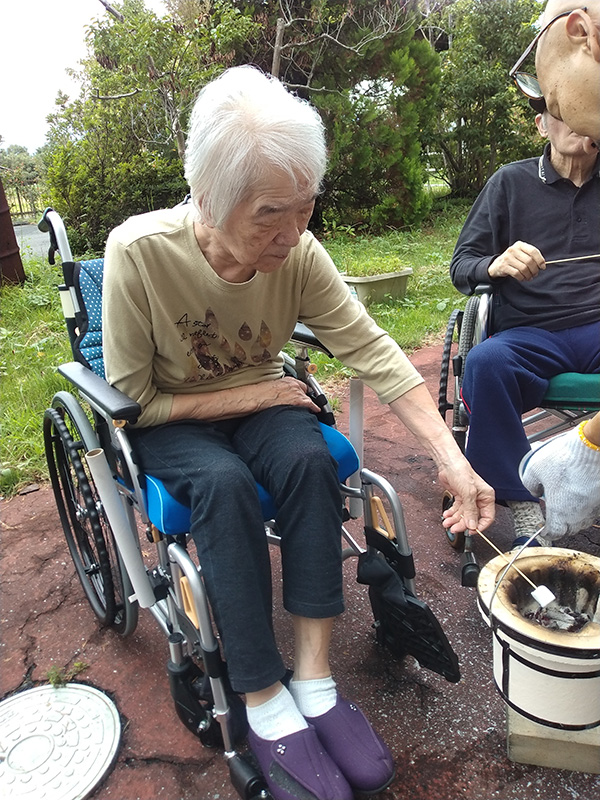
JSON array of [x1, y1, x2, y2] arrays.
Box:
[[1, 256, 71, 494]]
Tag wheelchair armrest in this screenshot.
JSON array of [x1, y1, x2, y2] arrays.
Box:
[[291, 322, 334, 358], [58, 362, 141, 423], [473, 283, 492, 296]]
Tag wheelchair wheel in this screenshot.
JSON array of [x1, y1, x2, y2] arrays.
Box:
[[451, 296, 480, 449], [442, 490, 465, 551], [438, 308, 463, 420], [44, 393, 138, 636]]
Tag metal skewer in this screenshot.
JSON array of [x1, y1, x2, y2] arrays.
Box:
[[455, 516, 555, 606], [473, 527, 556, 608]]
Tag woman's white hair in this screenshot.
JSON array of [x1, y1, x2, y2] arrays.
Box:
[[184, 66, 327, 228]]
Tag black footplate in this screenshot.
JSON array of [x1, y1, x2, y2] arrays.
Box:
[[357, 546, 460, 683]]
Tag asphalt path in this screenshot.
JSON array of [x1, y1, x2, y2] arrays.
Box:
[[13, 222, 51, 260]]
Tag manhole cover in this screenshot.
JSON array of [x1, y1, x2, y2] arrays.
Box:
[[0, 683, 121, 799]]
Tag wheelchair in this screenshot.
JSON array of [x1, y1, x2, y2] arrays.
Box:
[[39, 207, 460, 800], [438, 283, 600, 587]]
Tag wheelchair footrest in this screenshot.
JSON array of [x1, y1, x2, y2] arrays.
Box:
[[167, 649, 215, 741], [357, 550, 460, 683], [229, 752, 270, 800]]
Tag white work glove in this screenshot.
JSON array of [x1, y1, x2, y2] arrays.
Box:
[[519, 424, 600, 540]]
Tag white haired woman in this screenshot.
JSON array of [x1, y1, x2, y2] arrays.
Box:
[[103, 65, 494, 800]]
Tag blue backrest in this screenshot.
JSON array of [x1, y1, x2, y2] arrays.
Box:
[[73, 259, 105, 378]]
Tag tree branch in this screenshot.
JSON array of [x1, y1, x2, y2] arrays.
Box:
[[96, 0, 124, 23], [275, 1, 412, 60], [92, 87, 143, 100], [283, 83, 342, 94]]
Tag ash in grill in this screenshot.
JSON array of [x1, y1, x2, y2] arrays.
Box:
[[505, 555, 600, 633], [524, 603, 591, 632]]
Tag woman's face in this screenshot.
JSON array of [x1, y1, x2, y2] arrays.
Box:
[[207, 171, 317, 279]]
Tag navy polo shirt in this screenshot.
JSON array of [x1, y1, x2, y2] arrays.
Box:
[[450, 144, 600, 331]]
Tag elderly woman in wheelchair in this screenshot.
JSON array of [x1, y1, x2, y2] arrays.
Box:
[[45, 65, 493, 800]]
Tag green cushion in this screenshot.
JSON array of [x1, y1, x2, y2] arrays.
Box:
[[543, 373, 600, 409]]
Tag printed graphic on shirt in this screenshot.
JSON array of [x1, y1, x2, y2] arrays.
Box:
[[175, 307, 272, 381]]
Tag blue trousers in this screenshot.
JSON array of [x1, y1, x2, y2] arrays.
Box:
[[129, 405, 344, 693], [461, 322, 600, 503]]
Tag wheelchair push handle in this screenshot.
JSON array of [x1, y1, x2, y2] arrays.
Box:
[[38, 207, 73, 264]]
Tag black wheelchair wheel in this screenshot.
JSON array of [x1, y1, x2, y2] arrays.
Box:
[[438, 308, 463, 421], [451, 295, 480, 449], [44, 394, 138, 636], [442, 490, 465, 551]]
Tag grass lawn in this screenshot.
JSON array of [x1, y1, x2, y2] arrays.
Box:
[[311, 196, 472, 380], [0, 196, 471, 495]]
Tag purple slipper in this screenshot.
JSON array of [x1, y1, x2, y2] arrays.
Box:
[[248, 725, 353, 800], [306, 695, 395, 795]]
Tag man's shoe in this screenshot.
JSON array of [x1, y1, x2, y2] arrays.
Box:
[[248, 725, 353, 800], [306, 695, 395, 796]]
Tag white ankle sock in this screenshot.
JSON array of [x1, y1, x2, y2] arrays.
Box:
[[246, 685, 308, 741], [289, 675, 337, 718]]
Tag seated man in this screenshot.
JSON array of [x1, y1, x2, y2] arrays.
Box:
[[103, 66, 494, 800], [516, 0, 600, 538], [450, 106, 600, 547]]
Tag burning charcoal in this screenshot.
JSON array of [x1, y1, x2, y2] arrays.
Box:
[[525, 603, 591, 632]]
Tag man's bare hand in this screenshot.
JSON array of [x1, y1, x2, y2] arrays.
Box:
[[487, 241, 545, 281]]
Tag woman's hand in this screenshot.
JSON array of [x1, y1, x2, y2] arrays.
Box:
[[168, 376, 320, 422], [440, 458, 496, 533], [389, 384, 495, 533], [260, 377, 321, 413]]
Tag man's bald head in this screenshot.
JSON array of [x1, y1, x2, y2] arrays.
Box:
[[543, 0, 600, 23], [536, 1, 600, 141]]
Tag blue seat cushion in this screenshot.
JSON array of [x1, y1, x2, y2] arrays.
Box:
[[143, 422, 360, 536]]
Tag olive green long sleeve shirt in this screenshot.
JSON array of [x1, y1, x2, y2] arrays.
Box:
[[103, 204, 423, 427]]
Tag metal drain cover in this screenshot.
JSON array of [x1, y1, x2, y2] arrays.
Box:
[[0, 683, 121, 799]]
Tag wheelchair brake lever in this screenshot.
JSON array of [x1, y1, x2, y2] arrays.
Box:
[[305, 374, 336, 426], [369, 496, 396, 540], [308, 388, 327, 409]]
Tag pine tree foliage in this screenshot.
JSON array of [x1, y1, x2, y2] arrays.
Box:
[[421, 0, 545, 196]]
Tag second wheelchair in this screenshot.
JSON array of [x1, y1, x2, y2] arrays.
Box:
[[438, 284, 600, 586]]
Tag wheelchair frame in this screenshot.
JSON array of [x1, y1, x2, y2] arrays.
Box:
[[40, 208, 459, 799], [438, 283, 600, 587]]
